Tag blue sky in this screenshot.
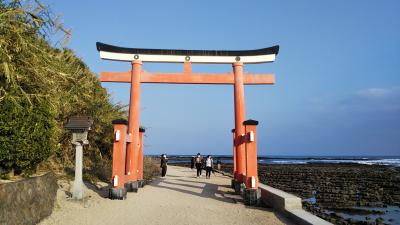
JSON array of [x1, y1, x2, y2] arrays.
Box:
[[43, 0, 400, 156]]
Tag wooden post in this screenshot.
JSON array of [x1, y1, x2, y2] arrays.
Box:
[[125, 60, 142, 192], [137, 127, 145, 187], [232, 129, 237, 178], [109, 119, 128, 200], [233, 62, 246, 183], [243, 119, 259, 205]]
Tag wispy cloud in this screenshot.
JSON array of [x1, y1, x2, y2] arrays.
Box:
[[339, 87, 400, 113], [279, 87, 400, 155], [357, 87, 394, 98]]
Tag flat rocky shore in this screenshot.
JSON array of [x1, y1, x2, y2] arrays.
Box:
[[220, 163, 400, 225]]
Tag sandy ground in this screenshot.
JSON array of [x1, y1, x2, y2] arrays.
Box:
[[40, 166, 292, 225]]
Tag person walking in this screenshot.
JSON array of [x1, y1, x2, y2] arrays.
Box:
[[195, 153, 202, 178], [160, 154, 168, 177], [205, 155, 214, 179], [190, 156, 195, 170]]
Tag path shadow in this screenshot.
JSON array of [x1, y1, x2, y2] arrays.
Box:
[[176, 178, 239, 196], [161, 180, 204, 189], [165, 174, 183, 178], [150, 178, 239, 204], [84, 182, 110, 198]]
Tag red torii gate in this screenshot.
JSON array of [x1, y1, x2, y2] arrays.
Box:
[[97, 42, 279, 204]]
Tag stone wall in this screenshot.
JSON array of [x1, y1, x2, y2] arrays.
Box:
[[0, 172, 58, 225]]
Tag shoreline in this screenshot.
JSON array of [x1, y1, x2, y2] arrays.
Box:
[[162, 155, 400, 169]]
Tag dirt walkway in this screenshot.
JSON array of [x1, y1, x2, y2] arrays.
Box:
[[40, 166, 291, 225]]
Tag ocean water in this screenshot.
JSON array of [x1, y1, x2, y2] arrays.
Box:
[[163, 155, 400, 168], [325, 206, 400, 224]]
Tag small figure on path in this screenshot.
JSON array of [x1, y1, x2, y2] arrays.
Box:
[[205, 155, 214, 179], [216, 159, 221, 171], [195, 153, 203, 178], [160, 154, 168, 177], [190, 156, 195, 170]]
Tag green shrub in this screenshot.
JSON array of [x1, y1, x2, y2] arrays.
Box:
[[0, 95, 57, 172]]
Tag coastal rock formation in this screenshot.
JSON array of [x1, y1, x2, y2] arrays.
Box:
[[219, 163, 400, 224], [257, 164, 400, 208]]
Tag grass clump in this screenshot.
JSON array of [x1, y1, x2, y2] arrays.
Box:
[[143, 157, 160, 184]]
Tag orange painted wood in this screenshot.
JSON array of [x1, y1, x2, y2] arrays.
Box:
[[244, 123, 259, 189], [112, 123, 127, 189], [100, 71, 275, 85], [137, 130, 144, 180], [125, 61, 142, 182], [232, 129, 237, 179], [233, 62, 246, 183]]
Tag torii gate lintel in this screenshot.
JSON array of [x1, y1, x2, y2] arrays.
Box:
[[100, 62, 275, 85]]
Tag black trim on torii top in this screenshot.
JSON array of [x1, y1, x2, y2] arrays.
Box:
[[96, 42, 279, 57]]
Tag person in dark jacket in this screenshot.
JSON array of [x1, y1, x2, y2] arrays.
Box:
[[190, 156, 195, 170], [160, 154, 168, 177], [195, 153, 203, 178]]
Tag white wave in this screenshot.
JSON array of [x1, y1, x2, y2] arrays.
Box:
[[270, 160, 308, 164]]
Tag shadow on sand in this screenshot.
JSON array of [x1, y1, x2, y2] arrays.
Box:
[[150, 178, 239, 204], [84, 182, 110, 198], [150, 172, 294, 224]]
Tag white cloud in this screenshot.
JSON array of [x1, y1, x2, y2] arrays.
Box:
[[357, 87, 397, 98]]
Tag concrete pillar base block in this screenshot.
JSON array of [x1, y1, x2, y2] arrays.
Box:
[[125, 181, 139, 192], [232, 180, 241, 195], [109, 187, 127, 200], [231, 179, 235, 188], [138, 180, 145, 188], [244, 188, 260, 206]]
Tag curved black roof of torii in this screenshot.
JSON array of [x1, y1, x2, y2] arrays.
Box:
[[96, 42, 279, 64], [96, 42, 279, 57]]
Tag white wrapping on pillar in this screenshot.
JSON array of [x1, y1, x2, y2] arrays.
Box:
[[115, 130, 121, 141], [113, 175, 118, 187], [249, 131, 254, 142]]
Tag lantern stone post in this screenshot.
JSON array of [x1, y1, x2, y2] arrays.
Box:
[[64, 116, 93, 200]]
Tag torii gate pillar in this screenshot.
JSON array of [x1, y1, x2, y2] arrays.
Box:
[[137, 127, 145, 188], [243, 119, 260, 205], [233, 62, 246, 186], [125, 60, 142, 192]]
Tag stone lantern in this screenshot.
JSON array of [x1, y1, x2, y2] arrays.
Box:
[[64, 116, 93, 200]]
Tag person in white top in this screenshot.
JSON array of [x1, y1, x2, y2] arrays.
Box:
[[205, 155, 214, 179]]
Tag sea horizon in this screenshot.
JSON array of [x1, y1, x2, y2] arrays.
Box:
[[149, 154, 400, 168]]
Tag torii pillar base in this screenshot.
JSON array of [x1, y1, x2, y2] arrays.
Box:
[[109, 188, 127, 200], [232, 180, 242, 194], [125, 181, 139, 192], [138, 180, 145, 188], [243, 189, 260, 206]]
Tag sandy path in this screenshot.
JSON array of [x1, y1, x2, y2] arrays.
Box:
[[40, 166, 291, 225]]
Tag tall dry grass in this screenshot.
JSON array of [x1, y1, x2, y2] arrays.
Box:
[[143, 157, 160, 184]]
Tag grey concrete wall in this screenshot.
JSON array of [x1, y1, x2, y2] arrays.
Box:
[[259, 183, 333, 225], [0, 172, 58, 225]]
